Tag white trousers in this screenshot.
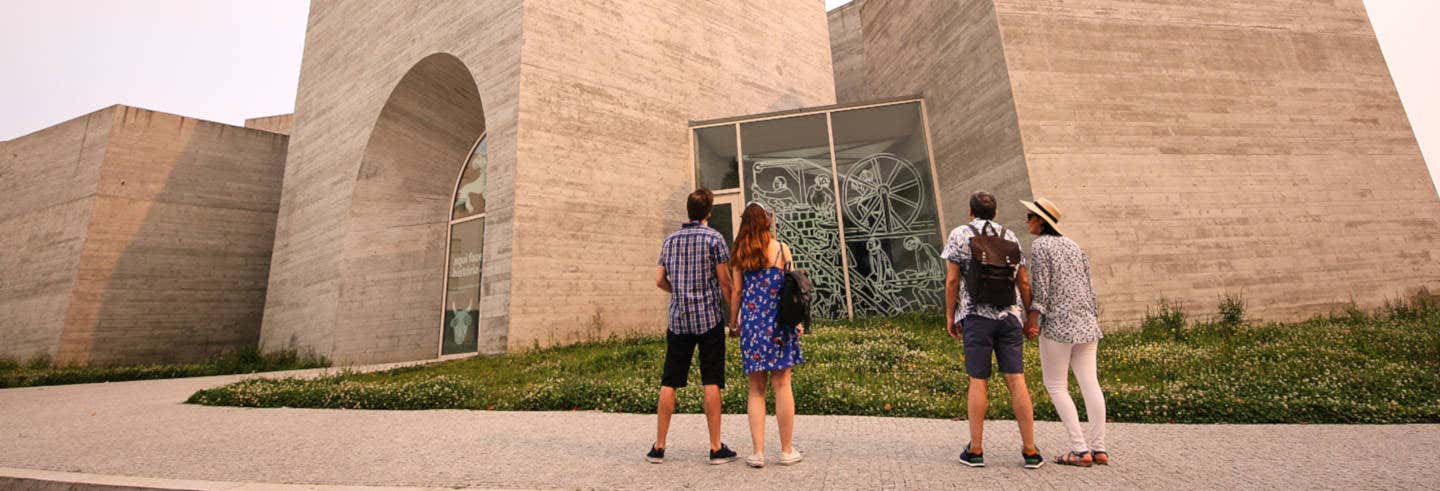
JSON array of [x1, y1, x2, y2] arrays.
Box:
[[1039, 336, 1107, 453]]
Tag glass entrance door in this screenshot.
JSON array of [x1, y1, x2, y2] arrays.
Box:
[[710, 193, 741, 248]]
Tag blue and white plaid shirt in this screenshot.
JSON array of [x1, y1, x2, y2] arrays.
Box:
[[658, 221, 730, 335]]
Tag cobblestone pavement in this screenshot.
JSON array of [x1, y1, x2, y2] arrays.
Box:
[[1, 369, 1436, 489]]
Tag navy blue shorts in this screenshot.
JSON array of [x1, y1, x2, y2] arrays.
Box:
[[961, 314, 1025, 379]]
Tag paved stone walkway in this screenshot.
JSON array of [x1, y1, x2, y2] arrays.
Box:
[[1, 368, 1436, 489]]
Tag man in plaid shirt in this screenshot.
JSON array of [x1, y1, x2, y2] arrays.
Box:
[[646, 188, 739, 465]]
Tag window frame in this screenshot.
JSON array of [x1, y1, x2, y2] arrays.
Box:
[[688, 98, 945, 320], [439, 132, 488, 358]]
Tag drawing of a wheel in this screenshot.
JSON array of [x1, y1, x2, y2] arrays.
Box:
[[843, 154, 926, 234]]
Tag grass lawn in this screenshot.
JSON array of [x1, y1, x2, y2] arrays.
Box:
[[187, 299, 1440, 424], [0, 348, 329, 388]]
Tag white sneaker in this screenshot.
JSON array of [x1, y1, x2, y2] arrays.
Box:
[[746, 453, 766, 468], [779, 449, 804, 466]]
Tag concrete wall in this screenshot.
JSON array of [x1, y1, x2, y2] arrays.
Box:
[[260, 0, 524, 364], [1, 106, 287, 365], [53, 106, 287, 365], [995, 0, 1440, 323], [840, 0, 1033, 241], [244, 114, 294, 135], [508, 0, 837, 349], [841, 0, 1440, 324], [0, 108, 112, 362], [829, 0, 868, 104]]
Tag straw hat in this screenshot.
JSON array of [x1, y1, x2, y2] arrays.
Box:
[[1020, 197, 1064, 235]]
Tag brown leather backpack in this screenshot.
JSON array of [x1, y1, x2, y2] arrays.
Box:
[[964, 223, 1022, 307]]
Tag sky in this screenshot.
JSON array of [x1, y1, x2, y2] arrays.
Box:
[[1, 0, 1436, 194]]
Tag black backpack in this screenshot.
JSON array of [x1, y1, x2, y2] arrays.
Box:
[[963, 223, 1022, 307], [775, 243, 813, 332]]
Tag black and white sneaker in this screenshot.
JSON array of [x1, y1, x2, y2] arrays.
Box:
[[709, 444, 739, 465], [645, 445, 665, 464], [1023, 447, 1045, 469], [959, 443, 985, 467]]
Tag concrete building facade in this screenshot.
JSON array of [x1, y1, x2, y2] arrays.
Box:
[[243, 114, 293, 136], [256, 0, 835, 365], [2, 0, 1435, 365], [831, 0, 1440, 324], [1, 106, 288, 364]]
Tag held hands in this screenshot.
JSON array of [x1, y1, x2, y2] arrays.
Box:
[[1023, 319, 1040, 340]]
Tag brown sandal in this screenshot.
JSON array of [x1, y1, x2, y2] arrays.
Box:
[[1092, 451, 1110, 465], [1054, 450, 1092, 467]]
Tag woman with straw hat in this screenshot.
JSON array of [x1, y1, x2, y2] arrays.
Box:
[[1021, 198, 1110, 467]]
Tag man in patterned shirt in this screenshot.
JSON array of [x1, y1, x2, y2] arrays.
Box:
[[646, 188, 739, 465], [940, 190, 1043, 469]]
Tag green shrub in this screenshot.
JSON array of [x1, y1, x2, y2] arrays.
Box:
[[1337, 302, 1368, 325], [0, 348, 329, 388], [185, 304, 1440, 425], [25, 354, 51, 370], [187, 375, 472, 410], [1385, 292, 1438, 321], [1142, 298, 1188, 341], [1218, 294, 1246, 326]]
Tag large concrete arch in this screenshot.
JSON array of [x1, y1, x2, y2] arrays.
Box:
[[259, 1, 522, 366], [334, 53, 489, 361]]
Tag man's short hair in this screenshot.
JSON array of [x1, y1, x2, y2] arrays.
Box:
[[687, 188, 714, 221], [970, 191, 997, 220]]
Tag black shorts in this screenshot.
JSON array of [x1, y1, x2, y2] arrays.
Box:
[[961, 314, 1025, 379], [661, 323, 726, 389]]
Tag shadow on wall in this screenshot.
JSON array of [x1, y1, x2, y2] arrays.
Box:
[[60, 107, 287, 365]]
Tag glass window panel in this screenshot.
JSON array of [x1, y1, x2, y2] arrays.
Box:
[[708, 202, 734, 247], [443, 219, 483, 355], [741, 114, 848, 319], [453, 136, 488, 221], [694, 125, 740, 191], [831, 103, 945, 316]]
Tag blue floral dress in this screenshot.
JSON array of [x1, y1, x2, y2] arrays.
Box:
[[740, 265, 805, 374]]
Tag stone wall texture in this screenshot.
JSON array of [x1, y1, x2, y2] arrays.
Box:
[[259, 0, 524, 364], [835, 0, 1440, 324], [828, 1, 868, 104], [509, 0, 836, 348], [847, 0, 1034, 244], [1, 106, 287, 364], [244, 114, 294, 135], [0, 109, 111, 362]]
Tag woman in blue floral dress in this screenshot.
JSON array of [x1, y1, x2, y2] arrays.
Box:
[[727, 202, 804, 468]]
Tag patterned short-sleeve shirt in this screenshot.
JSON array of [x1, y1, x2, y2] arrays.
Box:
[[1028, 235, 1102, 344], [940, 219, 1026, 323], [658, 222, 730, 335]]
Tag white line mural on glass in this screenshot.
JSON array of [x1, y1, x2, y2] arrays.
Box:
[[729, 102, 944, 320], [840, 152, 944, 316], [749, 158, 849, 319]]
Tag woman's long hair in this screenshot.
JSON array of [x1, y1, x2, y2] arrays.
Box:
[[731, 203, 774, 272]]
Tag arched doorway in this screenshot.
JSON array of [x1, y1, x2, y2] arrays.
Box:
[[344, 53, 487, 361]]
